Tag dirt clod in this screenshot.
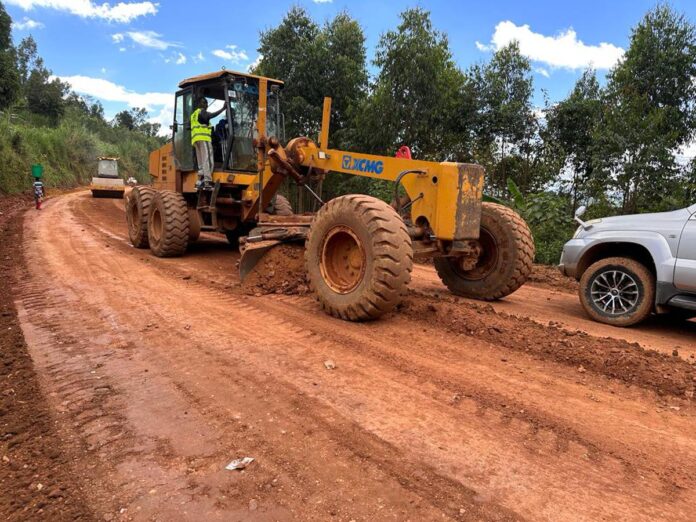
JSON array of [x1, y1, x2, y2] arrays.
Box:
[[241, 243, 309, 296], [529, 264, 579, 294]]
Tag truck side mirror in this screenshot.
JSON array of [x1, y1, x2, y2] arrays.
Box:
[[574, 205, 593, 230], [170, 121, 178, 133]]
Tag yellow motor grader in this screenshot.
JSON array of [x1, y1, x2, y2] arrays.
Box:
[[126, 69, 534, 321]]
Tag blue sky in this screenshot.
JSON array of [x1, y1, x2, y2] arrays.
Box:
[[6, 0, 696, 132]]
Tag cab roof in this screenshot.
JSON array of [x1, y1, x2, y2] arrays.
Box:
[[178, 69, 284, 89]]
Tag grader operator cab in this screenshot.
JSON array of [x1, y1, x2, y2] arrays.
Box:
[[126, 69, 534, 321]]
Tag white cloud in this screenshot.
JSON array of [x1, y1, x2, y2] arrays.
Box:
[[5, 0, 157, 23], [212, 44, 248, 63], [100, 67, 106, 74], [58, 74, 170, 110], [676, 141, 696, 165], [58, 75, 172, 136], [12, 17, 44, 30], [477, 21, 624, 71], [147, 104, 173, 137], [175, 52, 186, 65], [193, 51, 204, 63], [247, 54, 262, 72], [118, 47, 126, 52], [534, 67, 550, 78], [313, 0, 333, 3], [111, 33, 124, 43], [125, 30, 180, 50]]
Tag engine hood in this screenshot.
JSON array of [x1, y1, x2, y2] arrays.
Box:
[[592, 208, 689, 230], [577, 207, 692, 244]]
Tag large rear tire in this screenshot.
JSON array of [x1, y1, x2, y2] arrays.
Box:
[[305, 195, 412, 321], [147, 190, 189, 257], [125, 186, 155, 248], [434, 202, 534, 300]]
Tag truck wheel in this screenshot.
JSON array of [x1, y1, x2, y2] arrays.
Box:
[[147, 190, 189, 257], [125, 186, 155, 248], [434, 202, 534, 300], [579, 257, 655, 327], [305, 195, 412, 321]]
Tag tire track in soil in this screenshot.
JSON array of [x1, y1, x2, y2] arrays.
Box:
[[0, 198, 93, 521]]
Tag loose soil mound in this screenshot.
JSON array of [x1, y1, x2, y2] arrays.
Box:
[[529, 264, 579, 294], [0, 198, 91, 520], [403, 292, 696, 399], [241, 243, 309, 296]]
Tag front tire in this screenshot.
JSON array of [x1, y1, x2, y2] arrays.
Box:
[[147, 191, 189, 257], [434, 202, 534, 300], [305, 195, 412, 321], [579, 257, 655, 327], [125, 186, 155, 248]]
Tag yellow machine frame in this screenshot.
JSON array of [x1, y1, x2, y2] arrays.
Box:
[[149, 71, 484, 249]]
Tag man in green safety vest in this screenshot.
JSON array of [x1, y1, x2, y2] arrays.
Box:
[[191, 97, 225, 189]]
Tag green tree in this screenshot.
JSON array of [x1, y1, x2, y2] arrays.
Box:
[[544, 69, 602, 210], [0, 1, 19, 110], [596, 5, 696, 213], [352, 8, 470, 159], [256, 7, 367, 147], [470, 42, 541, 196], [13, 35, 68, 123], [113, 107, 160, 137], [16, 35, 40, 87], [24, 67, 68, 123]]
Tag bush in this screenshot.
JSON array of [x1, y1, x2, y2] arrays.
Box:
[[507, 179, 577, 265]]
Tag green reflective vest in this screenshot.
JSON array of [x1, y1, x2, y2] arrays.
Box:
[[190, 108, 212, 144]]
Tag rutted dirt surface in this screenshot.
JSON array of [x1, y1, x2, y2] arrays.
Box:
[[0, 196, 92, 520], [2, 190, 696, 521]]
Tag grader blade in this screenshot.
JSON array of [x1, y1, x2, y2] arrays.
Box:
[[239, 240, 283, 281]]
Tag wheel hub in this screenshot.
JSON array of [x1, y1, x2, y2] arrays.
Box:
[[590, 270, 639, 315], [320, 226, 366, 294]]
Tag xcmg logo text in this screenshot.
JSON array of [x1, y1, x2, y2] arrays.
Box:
[[341, 155, 384, 174]]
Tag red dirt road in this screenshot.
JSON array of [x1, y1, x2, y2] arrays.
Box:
[[3, 190, 696, 521]]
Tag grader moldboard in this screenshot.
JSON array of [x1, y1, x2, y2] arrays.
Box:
[[126, 70, 534, 321]]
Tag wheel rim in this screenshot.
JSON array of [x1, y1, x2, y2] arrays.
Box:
[[453, 227, 497, 280], [590, 269, 640, 315], [320, 225, 366, 294], [149, 207, 163, 244]]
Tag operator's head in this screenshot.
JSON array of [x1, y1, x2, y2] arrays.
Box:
[[198, 97, 208, 109]]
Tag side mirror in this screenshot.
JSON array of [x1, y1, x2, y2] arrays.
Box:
[[170, 121, 178, 133], [574, 204, 593, 230]]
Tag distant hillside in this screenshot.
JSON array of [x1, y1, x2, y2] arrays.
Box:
[[0, 106, 164, 195]]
